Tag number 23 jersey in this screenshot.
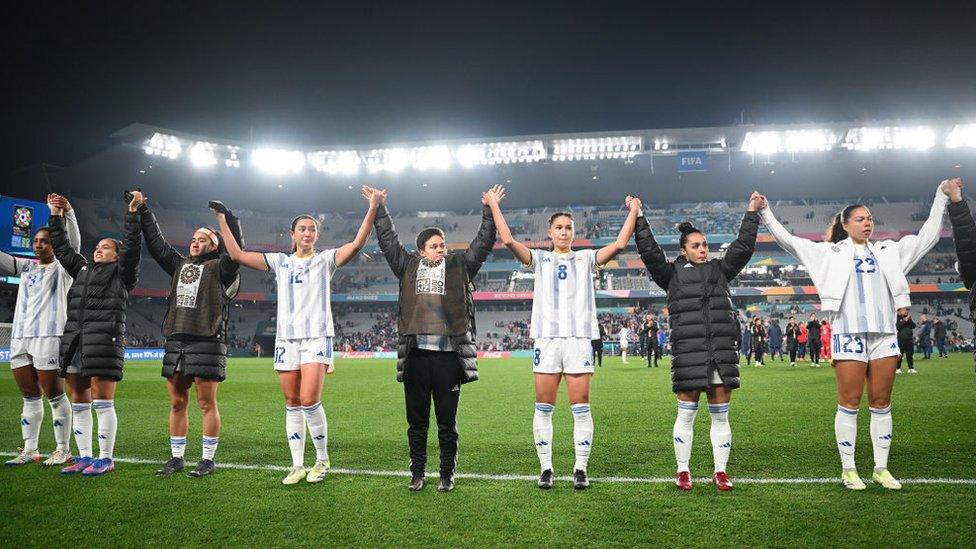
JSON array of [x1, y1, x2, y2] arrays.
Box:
[[264, 249, 339, 339], [529, 249, 600, 340], [830, 245, 896, 335]]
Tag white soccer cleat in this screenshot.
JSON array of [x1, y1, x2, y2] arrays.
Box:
[[841, 470, 866, 490], [325, 363, 335, 375], [282, 466, 306, 485], [872, 469, 902, 490], [895, 369, 902, 375], [4, 448, 40, 466], [306, 460, 330, 483], [42, 449, 72, 466], [908, 369, 918, 375]]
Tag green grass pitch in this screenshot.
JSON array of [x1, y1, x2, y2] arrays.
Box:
[[1, 355, 974, 547]]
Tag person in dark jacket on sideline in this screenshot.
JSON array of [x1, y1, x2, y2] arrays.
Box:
[[767, 318, 784, 362], [917, 315, 933, 359], [53, 191, 141, 476], [946, 178, 976, 371], [895, 308, 917, 374], [643, 314, 660, 367], [748, 317, 767, 367], [374, 186, 497, 492], [806, 313, 823, 367], [933, 318, 948, 358], [592, 323, 607, 368], [635, 191, 762, 492], [137, 191, 244, 478], [785, 317, 801, 366]]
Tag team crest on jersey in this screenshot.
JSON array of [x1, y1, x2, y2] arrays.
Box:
[[416, 258, 446, 295], [176, 264, 204, 308]]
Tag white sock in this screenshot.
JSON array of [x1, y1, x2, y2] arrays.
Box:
[[20, 396, 44, 453], [202, 436, 219, 461], [533, 403, 554, 472], [286, 406, 305, 467], [673, 400, 699, 473], [870, 406, 892, 471], [170, 436, 187, 459], [834, 405, 858, 471], [571, 403, 593, 472], [92, 400, 117, 459], [708, 403, 732, 473], [48, 394, 72, 452], [71, 402, 93, 458], [303, 402, 329, 462], [622, 351, 628, 362]]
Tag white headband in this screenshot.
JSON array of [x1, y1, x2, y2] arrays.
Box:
[[195, 228, 219, 248]]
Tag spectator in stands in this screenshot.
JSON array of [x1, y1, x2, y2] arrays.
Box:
[[895, 308, 916, 374], [374, 185, 498, 492], [767, 318, 784, 362], [634, 192, 762, 492]]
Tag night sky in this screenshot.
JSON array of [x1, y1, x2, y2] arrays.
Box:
[[4, 2, 976, 179]]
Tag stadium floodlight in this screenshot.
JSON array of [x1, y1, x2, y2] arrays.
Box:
[[741, 129, 834, 155], [652, 139, 670, 151], [307, 150, 360, 175], [411, 145, 452, 171], [843, 126, 935, 151], [144, 132, 183, 159], [740, 131, 781, 155], [363, 148, 411, 173], [224, 145, 241, 168], [551, 136, 642, 161], [188, 141, 217, 168], [486, 140, 547, 165], [251, 148, 306, 175], [946, 124, 976, 149], [455, 143, 488, 168]]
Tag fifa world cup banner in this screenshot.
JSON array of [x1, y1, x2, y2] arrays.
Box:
[[0, 348, 10, 362]]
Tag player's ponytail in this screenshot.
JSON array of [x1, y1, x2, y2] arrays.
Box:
[[826, 204, 864, 243]]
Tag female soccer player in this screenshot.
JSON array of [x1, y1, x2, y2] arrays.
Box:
[[137, 193, 244, 477], [820, 319, 832, 362], [3, 195, 80, 467], [55, 192, 142, 476], [759, 179, 957, 490], [217, 186, 379, 485], [486, 190, 641, 490], [634, 192, 763, 491]]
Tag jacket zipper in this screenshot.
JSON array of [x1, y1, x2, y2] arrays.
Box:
[[77, 264, 93, 361], [700, 265, 715, 379]]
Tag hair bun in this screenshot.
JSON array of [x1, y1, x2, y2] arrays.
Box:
[[676, 221, 697, 234]]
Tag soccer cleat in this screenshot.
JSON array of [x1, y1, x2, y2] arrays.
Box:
[[187, 459, 216, 478], [909, 369, 918, 375], [573, 469, 590, 490], [306, 459, 330, 483], [325, 363, 336, 375], [61, 456, 93, 475], [811, 362, 817, 368], [712, 471, 734, 491], [438, 474, 455, 492], [675, 471, 693, 491], [895, 369, 902, 375], [538, 469, 554, 490], [409, 474, 425, 492], [82, 457, 115, 476], [841, 470, 866, 490], [872, 469, 902, 490], [4, 448, 40, 466], [157, 457, 185, 476], [281, 466, 306, 485], [42, 449, 72, 466], [790, 362, 796, 367]]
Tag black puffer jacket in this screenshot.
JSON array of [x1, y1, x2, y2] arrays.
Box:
[[949, 199, 976, 326], [635, 211, 759, 392], [51, 211, 141, 380], [374, 204, 496, 384]]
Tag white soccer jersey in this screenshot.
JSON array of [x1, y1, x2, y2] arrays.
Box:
[[9, 259, 74, 339], [618, 327, 630, 342], [528, 249, 600, 339], [829, 245, 897, 335], [265, 249, 339, 339]]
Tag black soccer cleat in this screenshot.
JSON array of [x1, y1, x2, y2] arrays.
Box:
[[187, 459, 215, 478], [409, 474, 425, 492], [573, 469, 590, 490], [437, 474, 455, 492], [156, 457, 185, 476], [538, 469, 554, 490]]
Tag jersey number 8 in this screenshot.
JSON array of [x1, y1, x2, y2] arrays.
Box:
[[557, 265, 568, 280]]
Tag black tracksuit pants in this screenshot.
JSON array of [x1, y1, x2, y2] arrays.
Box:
[[898, 339, 915, 369], [591, 340, 603, 367], [404, 349, 461, 477]]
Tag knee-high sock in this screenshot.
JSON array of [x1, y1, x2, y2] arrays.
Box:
[[170, 436, 187, 459], [533, 403, 554, 471], [285, 406, 305, 467], [571, 403, 593, 472], [20, 396, 44, 452], [48, 394, 72, 452], [202, 436, 219, 461], [834, 405, 858, 471], [870, 406, 892, 470], [92, 400, 117, 459], [708, 403, 732, 473], [303, 402, 329, 462], [71, 402, 93, 458], [673, 400, 699, 473]]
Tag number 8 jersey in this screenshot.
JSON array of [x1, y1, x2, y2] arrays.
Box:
[[830, 244, 896, 334], [528, 249, 600, 339], [264, 249, 339, 339]]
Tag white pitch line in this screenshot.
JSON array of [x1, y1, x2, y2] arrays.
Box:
[[3, 452, 974, 485]]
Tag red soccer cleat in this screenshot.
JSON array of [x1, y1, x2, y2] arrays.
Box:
[[675, 471, 693, 491], [713, 471, 734, 491]]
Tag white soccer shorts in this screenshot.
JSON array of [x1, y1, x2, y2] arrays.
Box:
[[10, 337, 61, 370], [273, 337, 335, 371], [830, 332, 900, 363], [533, 337, 595, 375]]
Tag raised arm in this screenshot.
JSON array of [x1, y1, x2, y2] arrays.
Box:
[[335, 186, 381, 268], [214, 207, 269, 272], [758, 194, 822, 265], [132, 193, 184, 276], [0, 252, 30, 276], [894, 180, 953, 273], [48, 194, 81, 253], [48, 214, 86, 278], [633, 205, 674, 290], [485, 185, 531, 266], [596, 196, 641, 266], [719, 192, 763, 280], [372, 194, 410, 279], [462, 187, 499, 277], [946, 181, 976, 288], [119, 200, 142, 291], [210, 201, 244, 289]]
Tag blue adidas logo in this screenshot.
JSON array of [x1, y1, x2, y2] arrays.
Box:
[[719, 442, 732, 448], [584, 361, 590, 366], [20, 419, 29, 426], [316, 351, 325, 357], [542, 258, 552, 263], [839, 441, 853, 448], [674, 436, 685, 444], [53, 420, 63, 427], [536, 441, 549, 447], [288, 432, 302, 441], [74, 429, 82, 435], [577, 440, 591, 446], [313, 435, 326, 441], [879, 434, 892, 441], [98, 434, 107, 440]]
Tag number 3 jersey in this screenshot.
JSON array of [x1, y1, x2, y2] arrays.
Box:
[[830, 244, 896, 334], [264, 249, 339, 339], [528, 249, 600, 339]]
